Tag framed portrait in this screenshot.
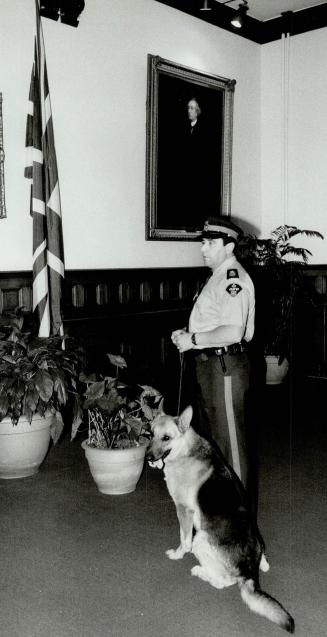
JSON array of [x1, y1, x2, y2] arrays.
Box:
[[145, 55, 235, 241]]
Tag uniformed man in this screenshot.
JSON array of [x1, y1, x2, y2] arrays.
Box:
[[171, 216, 255, 502]]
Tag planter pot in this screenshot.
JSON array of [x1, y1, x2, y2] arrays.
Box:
[[265, 355, 289, 385], [0, 414, 52, 479], [81, 440, 147, 495]]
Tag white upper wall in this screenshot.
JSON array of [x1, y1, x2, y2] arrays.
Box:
[[1, 0, 326, 270], [261, 28, 327, 263], [0, 0, 260, 270]]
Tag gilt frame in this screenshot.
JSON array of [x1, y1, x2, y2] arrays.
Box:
[[145, 55, 235, 240]]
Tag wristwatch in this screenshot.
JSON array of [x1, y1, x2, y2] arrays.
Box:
[[191, 333, 197, 346]]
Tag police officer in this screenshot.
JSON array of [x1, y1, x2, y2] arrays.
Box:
[[171, 216, 255, 502]]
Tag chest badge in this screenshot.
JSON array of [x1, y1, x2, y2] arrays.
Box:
[[226, 283, 242, 296], [227, 269, 239, 279]]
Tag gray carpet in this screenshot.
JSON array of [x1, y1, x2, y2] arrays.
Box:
[[1, 382, 326, 637]]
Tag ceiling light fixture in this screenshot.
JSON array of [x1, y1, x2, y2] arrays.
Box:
[[230, 0, 249, 29], [200, 0, 211, 11], [39, 1, 85, 27]]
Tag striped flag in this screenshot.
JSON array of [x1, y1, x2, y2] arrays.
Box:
[[25, 3, 65, 337]]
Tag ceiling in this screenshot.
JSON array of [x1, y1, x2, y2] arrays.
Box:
[[216, 0, 326, 22], [154, 0, 327, 43], [39, 1, 327, 41], [40, 1, 85, 27]]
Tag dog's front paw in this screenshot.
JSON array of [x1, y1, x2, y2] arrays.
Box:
[[166, 546, 187, 560]]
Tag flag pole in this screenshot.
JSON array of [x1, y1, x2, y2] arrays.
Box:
[[25, 0, 65, 337]]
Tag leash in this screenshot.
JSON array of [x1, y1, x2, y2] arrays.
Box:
[[177, 352, 184, 416]]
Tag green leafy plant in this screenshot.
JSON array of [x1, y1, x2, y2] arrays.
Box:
[[0, 310, 83, 442], [239, 225, 324, 362], [239, 225, 323, 267], [80, 353, 162, 449]]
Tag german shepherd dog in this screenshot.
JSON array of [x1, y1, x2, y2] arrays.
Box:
[[146, 405, 294, 633]]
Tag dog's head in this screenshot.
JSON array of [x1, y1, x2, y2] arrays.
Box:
[[146, 404, 193, 463]]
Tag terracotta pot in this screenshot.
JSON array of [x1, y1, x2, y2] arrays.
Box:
[[265, 355, 289, 385], [81, 440, 147, 495], [0, 414, 52, 479]]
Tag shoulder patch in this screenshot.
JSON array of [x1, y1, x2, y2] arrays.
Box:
[[227, 269, 239, 279], [226, 282, 242, 296]]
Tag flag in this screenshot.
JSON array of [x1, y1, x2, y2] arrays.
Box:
[[0, 93, 6, 219], [25, 3, 65, 337]]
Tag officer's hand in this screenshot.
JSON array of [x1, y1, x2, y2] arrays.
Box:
[[171, 328, 186, 345], [173, 331, 194, 353]]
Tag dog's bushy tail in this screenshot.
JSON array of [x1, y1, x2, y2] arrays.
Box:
[[239, 578, 295, 633]]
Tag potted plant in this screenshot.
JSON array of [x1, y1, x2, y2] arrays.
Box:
[[239, 224, 323, 384], [80, 353, 162, 495], [0, 309, 83, 478]]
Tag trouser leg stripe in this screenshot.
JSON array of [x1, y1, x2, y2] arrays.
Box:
[[224, 375, 242, 481]]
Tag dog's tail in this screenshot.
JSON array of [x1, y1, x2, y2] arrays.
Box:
[[239, 578, 295, 633]]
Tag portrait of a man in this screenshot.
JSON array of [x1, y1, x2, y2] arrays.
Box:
[[146, 56, 235, 240], [157, 77, 223, 232]]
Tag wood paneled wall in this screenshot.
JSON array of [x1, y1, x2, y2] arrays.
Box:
[[0, 268, 206, 409], [62, 268, 206, 402], [1, 265, 327, 393]]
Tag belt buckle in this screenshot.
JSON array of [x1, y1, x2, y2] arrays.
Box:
[[214, 347, 225, 356]]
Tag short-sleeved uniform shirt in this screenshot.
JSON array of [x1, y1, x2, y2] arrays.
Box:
[[189, 255, 255, 348]]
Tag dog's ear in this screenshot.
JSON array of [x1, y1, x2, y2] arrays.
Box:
[[157, 397, 165, 415], [177, 405, 193, 433]]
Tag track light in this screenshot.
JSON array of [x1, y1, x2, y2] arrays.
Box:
[[200, 0, 211, 10], [39, 1, 85, 27], [231, 0, 249, 29]]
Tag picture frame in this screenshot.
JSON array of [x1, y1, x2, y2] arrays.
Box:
[[145, 55, 236, 241]]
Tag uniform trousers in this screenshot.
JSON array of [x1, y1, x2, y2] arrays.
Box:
[[190, 349, 257, 512]]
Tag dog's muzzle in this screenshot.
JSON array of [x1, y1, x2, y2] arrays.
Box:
[[146, 449, 171, 462], [146, 448, 171, 471]]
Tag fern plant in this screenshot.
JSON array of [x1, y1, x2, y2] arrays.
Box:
[[270, 225, 323, 263], [239, 225, 323, 363]]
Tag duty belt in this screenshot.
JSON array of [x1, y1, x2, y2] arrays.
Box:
[[193, 341, 247, 357], [192, 341, 247, 373]]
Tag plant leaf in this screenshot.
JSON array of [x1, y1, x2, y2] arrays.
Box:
[[49, 411, 64, 444], [79, 371, 97, 383], [107, 354, 127, 369], [0, 394, 9, 419], [71, 397, 84, 441], [125, 415, 143, 436], [139, 386, 162, 420], [139, 385, 162, 397], [54, 377, 68, 406], [141, 404, 156, 421], [84, 380, 106, 400], [35, 370, 54, 402], [24, 387, 39, 413]]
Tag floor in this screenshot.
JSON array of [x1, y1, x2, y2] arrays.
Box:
[[0, 380, 326, 637]]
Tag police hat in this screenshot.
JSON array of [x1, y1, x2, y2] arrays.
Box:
[[201, 216, 243, 242]]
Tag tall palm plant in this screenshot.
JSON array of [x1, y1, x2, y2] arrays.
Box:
[[270, 225, 323, 263], [239, 225, 323, 364]]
